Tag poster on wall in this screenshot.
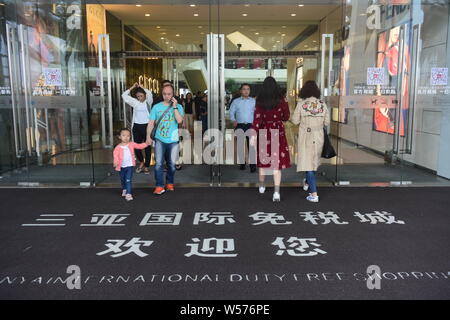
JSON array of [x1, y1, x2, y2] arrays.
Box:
[[373, 24, 411, 136], [86, 4, 106, 68]]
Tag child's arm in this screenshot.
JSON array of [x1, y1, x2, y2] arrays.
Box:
[[113, 147, 119, 167], [132, 142, 150, 150]]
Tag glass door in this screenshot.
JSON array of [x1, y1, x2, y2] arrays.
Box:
[[0, 0, 93, 186], [214, 0, 334, 186], [334, 0, 450, 186]]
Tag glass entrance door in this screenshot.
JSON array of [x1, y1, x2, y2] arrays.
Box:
[[0, 0, 93, 186], [212, 1, 337, 186], [334, 0, 450, 186]]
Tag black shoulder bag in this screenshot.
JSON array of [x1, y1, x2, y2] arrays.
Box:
[[321, 128, 336, 159]]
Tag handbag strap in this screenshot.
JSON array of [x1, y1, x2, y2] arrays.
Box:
[[154, 105, 172, 131]]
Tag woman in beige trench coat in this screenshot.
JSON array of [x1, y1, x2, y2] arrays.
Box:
[[291, 81, 330, 203]]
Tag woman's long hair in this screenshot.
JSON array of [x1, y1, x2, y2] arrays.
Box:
[[256, 76, 282, 110], [299, 80, 321, 99]]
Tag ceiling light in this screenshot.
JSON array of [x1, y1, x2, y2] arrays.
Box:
[[165, 42, 169, 44], [242, 13, 248, 17], [145, 13, 150, 17], [291, 13, 297, 17], [170, 46, 173, 49], [160, 37, 164, 39], [194, 13, 199, 17], [245, 4, 250, 7], [255, 32, 259, 35], [156, 26, 161, 29], [282, 26, 287, 28], [198, 26, 203, 28], [281, 34, 286, 36], [276, 40, 280, 43], [136, 4, 141, 7], [190, 4, 196, 7], [298, 4, 304, 7], [176, 34, 180, 37]]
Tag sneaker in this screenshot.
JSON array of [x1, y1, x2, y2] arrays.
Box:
[[302, 178, 309, 191], [143, 167, 150, 174], [272, 192, 281, 202], [125, 194, 133, 201], [176, 164, 182, 170], [165, 184, 175, 191], [250, 165, 256, 173], [153, 187, 165, 195], [136, 166, 143, 174], [121, 189, 127, 197], [259, 186, 266, 194], [239, 164, 246, 170], [306, 194, 319, 202]]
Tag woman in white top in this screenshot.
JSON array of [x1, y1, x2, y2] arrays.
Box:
[[122, 83, 153, 174]]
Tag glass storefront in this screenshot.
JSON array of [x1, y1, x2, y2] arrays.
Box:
[[1, 0, 449, 187]]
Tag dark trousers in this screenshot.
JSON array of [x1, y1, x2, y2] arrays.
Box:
[[235, 123, 255, 167], [132, 123, 151, 167], [119, 166, 133, 194]]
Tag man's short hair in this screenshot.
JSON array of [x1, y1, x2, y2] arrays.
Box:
[[240, 83, 251, 90]]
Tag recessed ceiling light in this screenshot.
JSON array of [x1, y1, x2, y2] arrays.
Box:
[[291, 13, 297, 17], [136, 4, 141, 7], [170, 46, 173, 49], [190, 4, 196, 7], [145, 13, 150, 17], [281, 34, 286, 36], [242, 13, 248, 17], [194, 13, 199, 17], [245, 4, 250, 7], [298, 4, 304, 7], [160, 37, 164, 39], [313, 40, 317, 42], [198, 26, 203, 28], [276, 40, 280, 43], [200, 32, 205, 35], [255, 32, 259, 35], [176, 34, 180, 37], [165, 42, 169, 44], [282, 26, 287, 28], [156, 26, 161, 29]]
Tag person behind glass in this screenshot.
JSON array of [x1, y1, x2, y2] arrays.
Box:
[[194, 91, 203, 120], [291, 80, 330, 203], [229, 83, 256, 172], [113, 128, 150, 201], [183, 92, 195, 134], [146, 84, 184, 195], [251, 76, 291, 202], [199, 94, 208, 134], [121, 83, 153, 174]]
